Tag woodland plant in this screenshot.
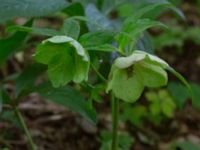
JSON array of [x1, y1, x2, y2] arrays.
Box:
[[0, 0, 192, 150]]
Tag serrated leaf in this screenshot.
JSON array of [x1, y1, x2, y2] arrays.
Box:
[[36, 83, 97, 124], [61, 19, 80, 39], [34, 36, 89, 87], [0, 0, 69, 23], [118, 19, 167, 52]]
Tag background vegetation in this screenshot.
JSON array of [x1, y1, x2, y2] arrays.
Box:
[[0, 0, 200, 150]]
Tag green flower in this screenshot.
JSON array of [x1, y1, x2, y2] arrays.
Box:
[[34, 36, 90, 87], [107, 50, 169, 103]]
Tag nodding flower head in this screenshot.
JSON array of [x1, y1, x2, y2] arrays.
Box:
[[34, 36, 90, 87], [107, 50, 169, 103]]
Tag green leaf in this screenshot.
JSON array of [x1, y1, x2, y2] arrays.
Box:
[[0, 88, 12, 113], [124, 3, 172, 20], [61, 19, 80, 39], [15, 64, 46, 97], [153, 26, 185, 49], [7, 25, 62, 36], [0, 0, 69, 23], [149, 101, 161, 116], [166, 67, 192, 97], [158, 89, 176, 117], [100, 130, 134, 150], [85, 4, 114, 31], [71, 16, 113, 31], [34, 36, 89, 87], [145, 92, 158, 102], [36, 83, 97, 124], [146, 90, 176, 119], [0, 20, 31, 65], [107, 68, 144, 102], [0, 88, 12, 105], [118, 19, 167, 52], [190, 83, 200, 110], [171, 141, 200, 150], [136, 31, 154, 53], [121, 104, 147, 126], [168, 82, 189, 109], [161, 97, 175, 117], [0, 147, 10, 150], [130, 0, 185, 19], [79, 31, 115, 49], [62, 2, 84, 16], [0, 110, 22, 129], [84, 44, 118, 52], [168, 82, 200, 110]]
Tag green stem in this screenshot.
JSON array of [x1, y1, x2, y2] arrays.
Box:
[[91, 63, 107, 82], [14, 107, 36, 150], [111, 94, 119, 150]]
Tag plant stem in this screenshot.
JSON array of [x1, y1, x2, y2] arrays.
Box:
[[111, 94, 119, 150], [91, 63, 107, 82], [14, 107, 36, 150]]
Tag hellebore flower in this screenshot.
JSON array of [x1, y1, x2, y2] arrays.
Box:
[[34, 36, 89, 87], [107, 50, 169, 102]]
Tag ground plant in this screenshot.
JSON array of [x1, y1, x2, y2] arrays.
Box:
[[0, 0, 198, 150]]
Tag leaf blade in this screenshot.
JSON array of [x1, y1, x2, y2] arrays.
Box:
[[36, 83, 97, 124]]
